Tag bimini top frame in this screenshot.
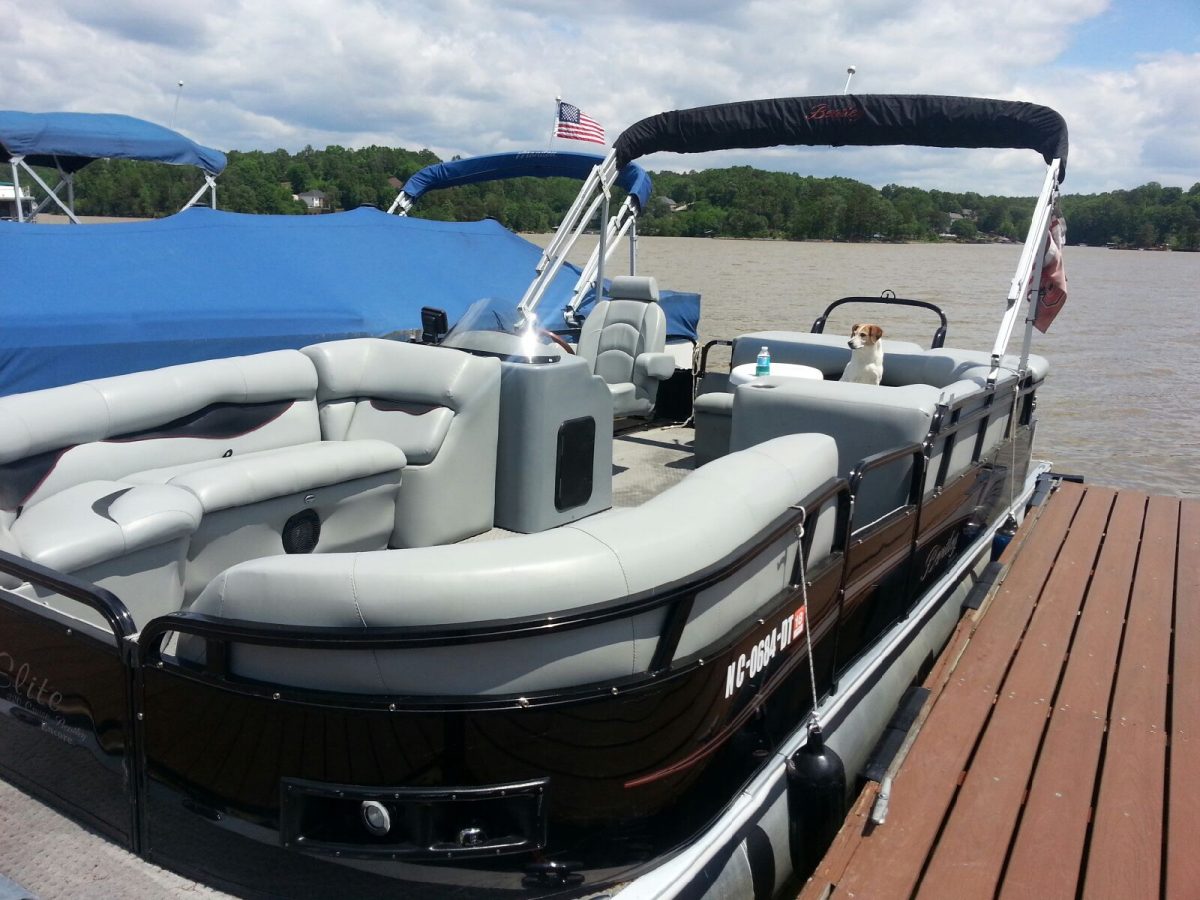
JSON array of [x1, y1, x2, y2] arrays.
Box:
[[0, 111, 228, 223], [607, 92, 1069, 387]]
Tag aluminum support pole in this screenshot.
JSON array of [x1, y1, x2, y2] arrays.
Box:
[[989, 160, 1058, 385]]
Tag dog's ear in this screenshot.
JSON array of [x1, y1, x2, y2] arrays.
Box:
[[869, 325, 883, 341], [850, 323, 861, 334]]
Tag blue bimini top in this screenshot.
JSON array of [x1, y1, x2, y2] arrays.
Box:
[[402, 151, 652, 210], [0, 111, 227, 175]]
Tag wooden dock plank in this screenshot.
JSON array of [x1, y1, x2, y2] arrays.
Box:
[[1082, 494, 1178, 897], [834, 482, 1086, 897], [916, 485, 1117, 897], [798, 499, 1052, 900], [998, 488, 1146, 899], [799, 482, 1197, 900], [800, 784, 879, 896], [1167, 498, 1200, 899]]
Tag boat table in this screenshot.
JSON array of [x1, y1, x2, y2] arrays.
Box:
[[729, 362, 824, 386]]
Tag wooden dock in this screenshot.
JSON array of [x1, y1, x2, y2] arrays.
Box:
[[800, 480, 1198, 899]]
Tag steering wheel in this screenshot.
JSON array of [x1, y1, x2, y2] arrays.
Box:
[[539, 330, 576, 355]]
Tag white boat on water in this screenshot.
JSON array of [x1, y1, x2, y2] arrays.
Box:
[[0, 93, 1066, 897]]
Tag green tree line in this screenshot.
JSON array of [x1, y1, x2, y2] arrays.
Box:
[[56, 145, 1200, 250]]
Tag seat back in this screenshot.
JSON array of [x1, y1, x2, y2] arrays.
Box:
[[0, 351, 320, 513], [301, 338, 501, 547], [577, 276, 667, 415]]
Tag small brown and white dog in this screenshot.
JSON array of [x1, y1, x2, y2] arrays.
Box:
[[840, 323, 884, 385]]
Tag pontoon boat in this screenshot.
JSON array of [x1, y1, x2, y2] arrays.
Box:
[[0, 93, 1067, 898]]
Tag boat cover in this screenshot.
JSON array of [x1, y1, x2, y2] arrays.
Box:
[[0, 207, 700, 396], [0, 208, 566, 395], [0, 111, 227, 175], [402, 151, 652, 210], [615, 94, 1069, 181]]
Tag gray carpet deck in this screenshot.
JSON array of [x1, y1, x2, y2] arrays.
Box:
[[0, 780, 229, 898]]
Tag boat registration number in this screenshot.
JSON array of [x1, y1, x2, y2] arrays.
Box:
[[723, 606, 807, 700]]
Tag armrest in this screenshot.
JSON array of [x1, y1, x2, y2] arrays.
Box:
[[634, 352, 675, 381], [163, 440, 406, 514], [12, 481, 202, 574]]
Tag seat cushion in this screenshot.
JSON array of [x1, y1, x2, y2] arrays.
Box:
[[127, 440, 406, 513], [607, 382, 639, 415], [579, 299, 667, 384], [343, 402, 453, 466]]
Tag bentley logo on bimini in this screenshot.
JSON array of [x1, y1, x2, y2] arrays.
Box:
[[724, 606, 807, 700], [805, 103, 863, 123]]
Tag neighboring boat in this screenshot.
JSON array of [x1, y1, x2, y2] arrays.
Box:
[[0, 136, 698, 400], [0, 204, 596, 395], [0, 110, 226, 222], [0, 93, 1066, 898]]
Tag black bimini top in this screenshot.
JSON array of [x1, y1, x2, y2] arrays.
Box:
[[613, 94, 1069, 182]]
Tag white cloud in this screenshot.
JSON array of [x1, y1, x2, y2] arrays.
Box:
[[0, 0, 1195, 194]]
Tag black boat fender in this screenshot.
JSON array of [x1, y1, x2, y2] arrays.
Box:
[[785, 724, 846, 878], [990, 513, 1020, 560]]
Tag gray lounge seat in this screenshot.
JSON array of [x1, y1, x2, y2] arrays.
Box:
[[693, 332, 926, 466], [181, 434, 839, 696], [724, 340, 1049, 526], [127, 440, 405, 603], [0, 349, 405, 627], [576, 275, 675, 418]]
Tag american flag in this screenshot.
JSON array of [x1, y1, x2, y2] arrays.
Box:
[[555, 101, 606, 145]]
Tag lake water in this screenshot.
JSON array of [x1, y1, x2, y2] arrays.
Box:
[[549, 236, 1199, 498]]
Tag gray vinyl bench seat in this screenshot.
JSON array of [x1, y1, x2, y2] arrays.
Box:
[[302, 339, 501, 548], [11, 435, 408, 577], [12, 481, 203, 576], [694, 330, 1049, 526], [693, 332, 928, 466], [125, 439, 406, 509], [126, 440, 407, 602], [0, 341, 502, 631], [178, 433, 839, 696]]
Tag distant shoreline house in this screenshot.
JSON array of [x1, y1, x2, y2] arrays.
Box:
[[295, 189, 331, 214]]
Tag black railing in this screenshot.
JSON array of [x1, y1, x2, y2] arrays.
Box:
[[696, 338, 734, 385], [811, 292, 949, 349], [0, 550, 137, 643], [0, 548, 143, 852]]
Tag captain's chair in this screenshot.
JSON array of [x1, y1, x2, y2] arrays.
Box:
[[577, 275, 674, 418]]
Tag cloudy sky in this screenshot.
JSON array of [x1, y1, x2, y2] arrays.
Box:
[[2, 0, 1197, 195]]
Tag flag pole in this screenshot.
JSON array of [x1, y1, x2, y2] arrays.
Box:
[[549, 95, 561, 150]]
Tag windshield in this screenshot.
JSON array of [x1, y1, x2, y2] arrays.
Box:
[[443, 297, 570, 363]]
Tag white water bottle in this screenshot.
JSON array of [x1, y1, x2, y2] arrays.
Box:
[[756, 345, 771, 376]]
